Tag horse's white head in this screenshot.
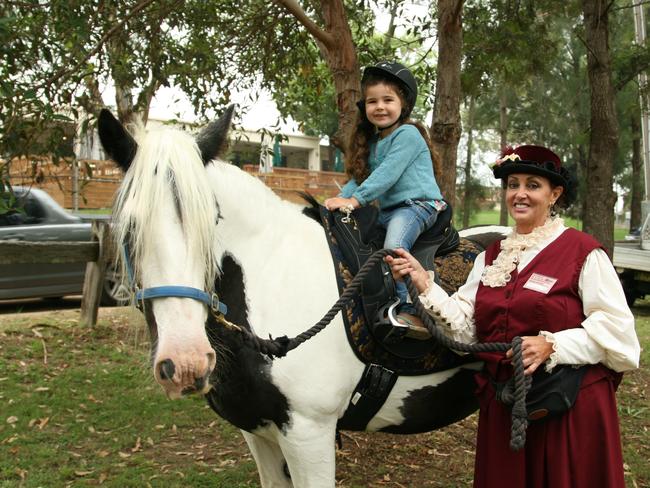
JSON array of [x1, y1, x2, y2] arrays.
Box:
[[98, 107, 234, 399]]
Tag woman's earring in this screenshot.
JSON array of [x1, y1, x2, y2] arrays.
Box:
[[550, 203, 557, 217]]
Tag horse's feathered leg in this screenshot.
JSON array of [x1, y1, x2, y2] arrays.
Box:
[[241, 431, 292, 487]]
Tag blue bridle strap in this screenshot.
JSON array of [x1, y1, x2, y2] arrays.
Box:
[[135, 286, 228, 315], [123, 242, 228, 316]]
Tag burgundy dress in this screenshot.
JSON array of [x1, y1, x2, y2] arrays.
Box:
[[472, 228, 625, 488]]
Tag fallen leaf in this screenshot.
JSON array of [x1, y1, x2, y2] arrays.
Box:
[[131, 437, 142, 453], [6, 416, 18, 425], [74, 470, 93, 477]]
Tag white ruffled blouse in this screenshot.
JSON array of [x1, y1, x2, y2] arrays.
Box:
[[420, 222, 641, 373]]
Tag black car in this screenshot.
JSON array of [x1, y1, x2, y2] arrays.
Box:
[[0, 186, 127, 305]]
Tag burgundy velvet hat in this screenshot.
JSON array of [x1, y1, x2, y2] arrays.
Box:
[[492, 144, 569, 188]]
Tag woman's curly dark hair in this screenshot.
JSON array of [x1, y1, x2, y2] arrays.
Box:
[[555, 166, 577, 209]]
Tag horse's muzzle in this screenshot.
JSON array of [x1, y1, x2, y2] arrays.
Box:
[[154, 352, 215, 399]]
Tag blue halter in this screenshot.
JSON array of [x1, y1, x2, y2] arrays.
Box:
[[122, 242, 228, 316]]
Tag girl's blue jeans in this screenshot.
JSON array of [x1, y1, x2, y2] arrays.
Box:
[[378, 200, 439, 312]]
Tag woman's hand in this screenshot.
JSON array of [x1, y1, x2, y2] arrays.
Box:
[[323, 197, 360, 211], [506, 335, 555, 375], [384, 248, 429, 294]]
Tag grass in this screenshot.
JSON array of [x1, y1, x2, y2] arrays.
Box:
[[0, 301, 647, 487], [0, 310, 258, 487], [461, 209, 630, 241]]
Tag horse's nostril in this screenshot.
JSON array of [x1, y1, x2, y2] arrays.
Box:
[[194, 375, 206, 391], [158, 359, 176, 380]]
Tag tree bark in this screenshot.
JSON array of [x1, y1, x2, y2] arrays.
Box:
[[462, 96, 475, 228], [430, 0, 463, 206], [498, 87, 509, 226], [582, 0, 619, 255], [276, 0, 360, 149]]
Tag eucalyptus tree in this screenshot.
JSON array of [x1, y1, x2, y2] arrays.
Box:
[[462, 0, 562, 223]]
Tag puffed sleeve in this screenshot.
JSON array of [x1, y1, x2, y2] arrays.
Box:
[[418, 251, 485, 345], [543, 248, 640, 372]]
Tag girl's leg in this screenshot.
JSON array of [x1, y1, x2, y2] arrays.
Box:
[[380, 202, 439, 308]]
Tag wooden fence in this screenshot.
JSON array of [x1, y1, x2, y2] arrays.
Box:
[[0, 222, 110, 326], [2, 164, 348, 324], [9, 158, 348, 209]]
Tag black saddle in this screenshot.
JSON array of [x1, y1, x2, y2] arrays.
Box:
[[321, 203, 459, 359]]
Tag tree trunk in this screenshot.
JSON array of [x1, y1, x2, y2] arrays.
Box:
[[383, 0, 401, 50], [462, 96, 475, 228], [430, 0, 463, 206], [498, 87, 509, 226], [630, 112, 643, 231], [582, 0, 619, 255], [276, 0, 361, 150]]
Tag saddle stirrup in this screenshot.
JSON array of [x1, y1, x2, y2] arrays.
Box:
[[386, 297, 409, 328]]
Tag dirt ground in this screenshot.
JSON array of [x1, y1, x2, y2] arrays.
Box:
[[1, 303, 647, 487]]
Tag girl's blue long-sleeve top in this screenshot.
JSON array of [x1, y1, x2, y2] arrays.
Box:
[[339, 124, 443, 209]]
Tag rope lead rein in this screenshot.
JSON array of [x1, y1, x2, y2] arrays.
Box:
[[405, 272, 530, 450], [219, 248, 530, 450]]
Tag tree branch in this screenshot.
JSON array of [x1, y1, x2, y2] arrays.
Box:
[[615, 60, 650, 91], [273, 0, 336, 48], [613, 0, 650, 10], [39, 0, 160, 90]]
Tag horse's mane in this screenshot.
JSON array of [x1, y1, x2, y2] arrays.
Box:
[[112, 123, 220, 290]]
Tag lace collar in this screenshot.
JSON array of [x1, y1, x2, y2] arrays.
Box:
[[481, 217, 565, 288]]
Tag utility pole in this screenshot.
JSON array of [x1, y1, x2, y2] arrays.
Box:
[[633, 3, 650, 248]]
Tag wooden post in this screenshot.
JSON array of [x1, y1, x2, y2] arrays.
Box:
[[80, 221, 110, 327]]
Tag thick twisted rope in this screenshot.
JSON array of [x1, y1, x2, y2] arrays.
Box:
[[231, 248, 531, 450], [403, 276, 530, 450]]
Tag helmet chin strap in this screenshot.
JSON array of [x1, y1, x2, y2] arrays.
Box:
[[377, 118, 401, 135]]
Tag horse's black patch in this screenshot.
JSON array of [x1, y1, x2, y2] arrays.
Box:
[[379, 367, 479, 435], [462, 230, 505, 250], [204, 254, 291, 433]]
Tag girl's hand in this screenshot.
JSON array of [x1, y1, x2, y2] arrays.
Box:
[[506, 335, 555, 376], [384, 248, 429, 294], [323, 197, 359, 211]]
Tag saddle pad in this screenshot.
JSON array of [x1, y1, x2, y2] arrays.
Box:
[[320, 206, 482, 376]]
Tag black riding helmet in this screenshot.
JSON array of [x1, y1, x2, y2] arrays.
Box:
[[359, 61, 418, 121]]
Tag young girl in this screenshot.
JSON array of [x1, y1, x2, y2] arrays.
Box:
[[324, 60, 445, 333]]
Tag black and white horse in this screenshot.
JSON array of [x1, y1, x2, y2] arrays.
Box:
[[98, 107, 508, 487]]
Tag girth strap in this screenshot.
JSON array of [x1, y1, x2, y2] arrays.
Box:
[[337, 363, 398, 431]]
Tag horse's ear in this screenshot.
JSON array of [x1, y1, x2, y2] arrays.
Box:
[[97, 109, 137, 172], [196, 104, 235, 165]]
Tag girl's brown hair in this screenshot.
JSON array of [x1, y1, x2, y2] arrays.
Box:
[[345, 78, 442, 185]]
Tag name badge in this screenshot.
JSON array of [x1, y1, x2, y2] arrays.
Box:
[[523, 273, 557, 294]]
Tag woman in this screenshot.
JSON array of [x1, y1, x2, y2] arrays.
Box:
[[386, 145, 640, 487]]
